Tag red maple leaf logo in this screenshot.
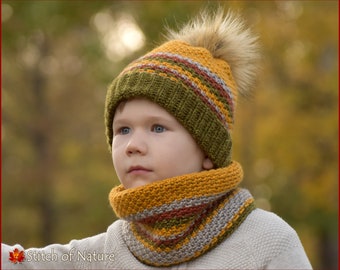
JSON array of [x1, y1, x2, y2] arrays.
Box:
[[9, 248, 25, 264]]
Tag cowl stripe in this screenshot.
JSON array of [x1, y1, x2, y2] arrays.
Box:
[[133, 193, 229, 247]]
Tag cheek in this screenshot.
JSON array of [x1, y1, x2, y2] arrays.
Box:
[[112, 150, 122, 166], [111, 139, 124, 170], [178, 134, 205, 158], [111, 151, 119, 174], [112, 148, 126, 185], [111, 150, 117, 166], [164, 136, 205, 168]]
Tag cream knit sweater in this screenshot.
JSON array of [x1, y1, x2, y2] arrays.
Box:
[[1, 209, 312, 269]]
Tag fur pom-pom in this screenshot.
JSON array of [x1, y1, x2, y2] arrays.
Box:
[[166, 9, 260, 96]]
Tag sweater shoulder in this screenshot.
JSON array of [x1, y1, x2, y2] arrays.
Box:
[[236, 208, 307, 266], [185, 208, 308, 269], [241, 208, 302, 247], [244, 208, 297, 233]]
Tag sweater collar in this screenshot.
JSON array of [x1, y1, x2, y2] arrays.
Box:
[[109, 161, 255, 267]]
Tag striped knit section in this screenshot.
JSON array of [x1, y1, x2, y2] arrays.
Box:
[[124, 189, 254, 266], [121, 52, 235, 129], [123, 52, 235, 105], [109, 161, 255, 267]]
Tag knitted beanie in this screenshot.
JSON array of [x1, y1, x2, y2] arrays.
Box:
[[105, 9, 260, 168]]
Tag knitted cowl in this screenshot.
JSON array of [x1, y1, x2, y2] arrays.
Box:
[[109, 161, 255, 267]]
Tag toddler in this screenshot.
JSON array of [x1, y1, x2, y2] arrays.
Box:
[[2, 9, 312, 269]]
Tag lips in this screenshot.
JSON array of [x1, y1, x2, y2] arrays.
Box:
[[128, 166, 152, 174]]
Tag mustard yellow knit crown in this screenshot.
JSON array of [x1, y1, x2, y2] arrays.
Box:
[[105, 10, 260, 168]]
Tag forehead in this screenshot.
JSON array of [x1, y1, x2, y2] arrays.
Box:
[[114, 98, 174, 120]]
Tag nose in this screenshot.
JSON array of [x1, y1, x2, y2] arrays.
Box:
[[125, 131, 147, 156]]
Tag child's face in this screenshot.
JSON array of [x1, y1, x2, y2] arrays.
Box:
[[112, 98, 213, 189]]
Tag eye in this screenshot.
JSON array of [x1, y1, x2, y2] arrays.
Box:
[[152, 124, 166, 133], [117, 127, 130, 135]]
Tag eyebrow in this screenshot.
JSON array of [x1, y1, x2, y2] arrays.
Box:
[[113, 115, 175, 126]]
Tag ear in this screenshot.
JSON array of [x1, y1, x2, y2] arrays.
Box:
[[202, 157, 214, 170]]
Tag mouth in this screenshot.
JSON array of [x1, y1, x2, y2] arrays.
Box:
[[127, 166, 152, 174]]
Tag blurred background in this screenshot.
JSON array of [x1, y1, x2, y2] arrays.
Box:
[[2, 1, 338, 269]]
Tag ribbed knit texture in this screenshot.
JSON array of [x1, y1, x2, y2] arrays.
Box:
[[105, 40, 238, 168], [109, 161, 255, 267]]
